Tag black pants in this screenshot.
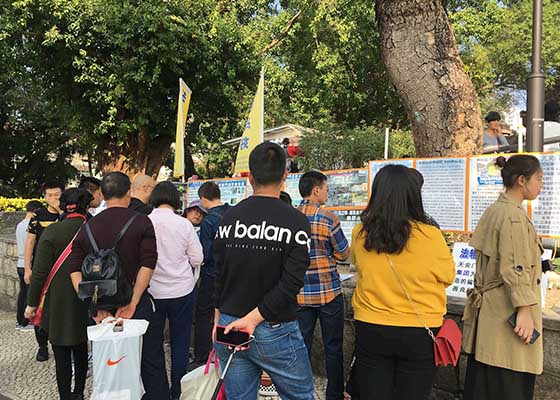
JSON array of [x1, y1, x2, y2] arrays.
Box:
[[35, 326, 49, 348], [133, 293, 170, 400], [52, 342, 88, 400], [194, 273, 215, 363], [352, 321, 438, 400], [16, 268, 28, 326], [297, 294, 345, 400], [463, 355, 536, 400]]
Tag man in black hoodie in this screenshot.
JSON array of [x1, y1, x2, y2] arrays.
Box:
[[191, 181, 231, 368], [129, 174, 155, 215]]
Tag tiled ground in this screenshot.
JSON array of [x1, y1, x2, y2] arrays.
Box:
[[0, 312, 327, 400]]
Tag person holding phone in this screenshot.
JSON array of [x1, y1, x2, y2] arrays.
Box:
[[212, 142, 314, 400], [463, 155, 544, 400]]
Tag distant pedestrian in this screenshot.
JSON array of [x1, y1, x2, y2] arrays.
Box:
[[15, 200, 42, 331], [463, 155, 544, 400], [148, 182, 203, 400], [183, 200, 207, 231], [24, 180, 64, 362], [78, 176, 104, 215], [483, 111, 509, 151], [350, 165, 455, 399], [25, 188, 92, 400]]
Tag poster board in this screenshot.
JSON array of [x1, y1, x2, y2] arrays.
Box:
[[532, 153, 560, 238], [324, 169, 369, 209], [369, 159, 414, 188], [416, 157, 467, 232], [446, 243, 476, 299], [283, 173, 303, 207], [186, 178, 248, 206], [331, 209, 362, 245]]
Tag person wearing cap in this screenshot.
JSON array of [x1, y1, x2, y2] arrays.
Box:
[[183, 200, 207, 231], [483, 111, 509, 151]]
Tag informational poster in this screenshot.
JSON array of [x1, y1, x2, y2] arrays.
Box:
[[325, 169, 369, 208], [416, 158, 467, 231], [331, 209, 362, 245], [215, 179, 248, 205], [186, 179, 247, 207], [446, 243, 476, 299], [532, 153, 560, 237], [468, 156, 504, 231], [283, 173, 303, 207], [186, 180, 204, 206], [369, 159, 414, 188]]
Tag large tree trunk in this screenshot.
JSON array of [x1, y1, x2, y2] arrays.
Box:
[[97, 128, 173, 178], [375, 0, 482, 157]]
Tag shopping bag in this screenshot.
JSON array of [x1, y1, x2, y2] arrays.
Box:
[[88, 318, 149, 400], [180, 349, 226, 400]]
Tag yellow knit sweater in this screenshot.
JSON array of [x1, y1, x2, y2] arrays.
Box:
[[351, 222, 455, 328]]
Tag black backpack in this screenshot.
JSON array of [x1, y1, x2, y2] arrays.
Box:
[[78, 214, 139, 315]]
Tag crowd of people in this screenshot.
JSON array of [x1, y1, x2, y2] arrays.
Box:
[[14, 141, 545, 400]]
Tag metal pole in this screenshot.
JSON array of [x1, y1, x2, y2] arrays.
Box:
[[526, 0, 545, 152], [384, 127, 390, 160]]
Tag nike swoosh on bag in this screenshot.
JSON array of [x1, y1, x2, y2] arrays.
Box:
[[106, 356, 126, 366]]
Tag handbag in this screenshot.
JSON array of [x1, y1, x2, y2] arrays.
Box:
[[180, 349, 226, 400], [31, 214, 85, 326], [385, 255, 462, 367]]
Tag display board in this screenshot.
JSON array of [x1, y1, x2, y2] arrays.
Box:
[[283, 173, 303, 207], [416, 158, 467, 231], [446, 243, 476, 299], [186, 178, 248, 206], [467, 155, 504, 232], [331, 209, 362, 245], [369, 159, 414, 188], [325, 169, 369, 209], [532, 153, 560, 237]]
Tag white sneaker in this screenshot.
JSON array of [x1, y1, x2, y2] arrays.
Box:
[[259, 383, 279, 397], [19, 324, 35, 332]]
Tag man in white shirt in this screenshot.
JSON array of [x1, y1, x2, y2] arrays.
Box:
[[15, 200, 43, 330]]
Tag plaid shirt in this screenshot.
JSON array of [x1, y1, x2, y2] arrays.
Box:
[[297, 200, 350, 306]]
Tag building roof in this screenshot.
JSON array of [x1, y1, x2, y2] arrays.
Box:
[[222, 124, 309, 145]]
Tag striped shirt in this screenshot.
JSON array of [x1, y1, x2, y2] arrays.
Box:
[[297, 200, 350, 306]]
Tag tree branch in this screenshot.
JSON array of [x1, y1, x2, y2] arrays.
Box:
[[261, 10, 302, 54]]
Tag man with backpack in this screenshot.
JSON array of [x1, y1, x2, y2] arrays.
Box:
[[68, 172, 168, 400], [191, 181, 230, 370]]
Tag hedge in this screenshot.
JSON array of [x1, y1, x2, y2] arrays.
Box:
[[0, 197, 44, 212]]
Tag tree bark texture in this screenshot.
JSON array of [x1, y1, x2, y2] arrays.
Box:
[[375, 0, 482, 156], [97, 128, 173, 178]]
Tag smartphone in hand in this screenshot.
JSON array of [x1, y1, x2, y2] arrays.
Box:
[[215, 325, 253, 348], [507, 312, 540, 344]]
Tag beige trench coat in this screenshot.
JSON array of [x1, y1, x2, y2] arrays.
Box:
[[462, 193, 543, 375]]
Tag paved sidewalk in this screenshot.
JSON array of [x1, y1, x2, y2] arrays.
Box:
[[0, 312, 327, 400]]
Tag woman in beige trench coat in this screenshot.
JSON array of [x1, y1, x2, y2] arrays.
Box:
[[463, 155, 544, 400]]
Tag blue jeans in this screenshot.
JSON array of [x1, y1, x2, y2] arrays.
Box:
[[151, 292, 195, 399], [297, 294, 345, 400], [214, 313, 314, 400]]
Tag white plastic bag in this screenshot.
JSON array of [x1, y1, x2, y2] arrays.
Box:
[[180, 350, 224, 400], [88, 318, 149, 400]]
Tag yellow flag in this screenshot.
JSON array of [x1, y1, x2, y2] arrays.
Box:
[[173, 79, 192, 179], [234, 69, 264, 174]]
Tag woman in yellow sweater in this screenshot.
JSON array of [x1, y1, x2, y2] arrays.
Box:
[[350, 165, 455, 399]]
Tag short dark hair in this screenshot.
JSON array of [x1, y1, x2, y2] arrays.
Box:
[[78, 176, 101, 193], [299, 171, 327, 198], [150, 181, 181, 210], [60, 188, 93, 215], [495, 155, 541, 188], [41, 180, 65, 194], [360, 165, 432, 254], [25, 200, 43, 212], [249, 142, 286, 186], [198, 182, 221, 201], [101, 172, 131, 200], [485, 111, 501, 123], [279, 191, 292, 205]]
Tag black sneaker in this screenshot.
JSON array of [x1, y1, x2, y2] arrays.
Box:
[[36, 346, 49, 362], [71, 393, 84, 400]]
